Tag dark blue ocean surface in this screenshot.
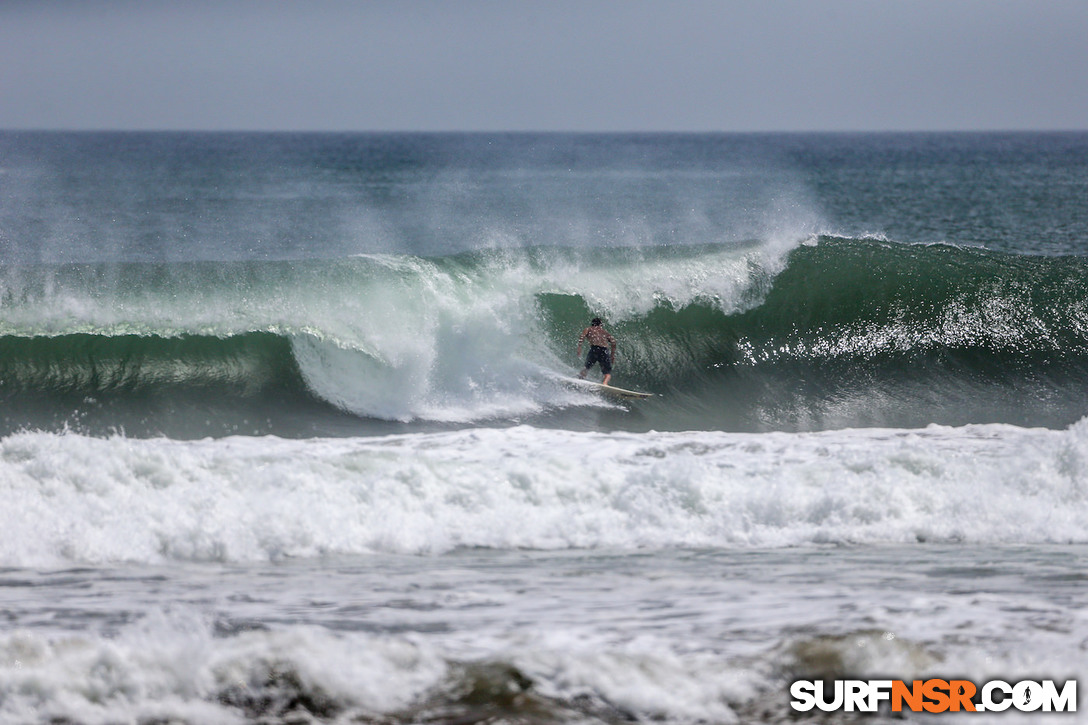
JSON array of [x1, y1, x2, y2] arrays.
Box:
[[4, 132, 1086, 262]]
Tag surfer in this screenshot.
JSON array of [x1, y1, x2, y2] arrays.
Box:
[[577, 317, 617, 386]]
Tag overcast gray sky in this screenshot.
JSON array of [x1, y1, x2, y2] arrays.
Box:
[[2, 0, 1086, 132]]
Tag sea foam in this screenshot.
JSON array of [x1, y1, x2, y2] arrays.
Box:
[[2, 418, 1086, 567]]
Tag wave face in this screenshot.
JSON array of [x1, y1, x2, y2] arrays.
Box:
[[618, 236, 1088, 431], [3, 236, 1088, 435]]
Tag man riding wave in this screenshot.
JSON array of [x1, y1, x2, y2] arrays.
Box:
[[577, 317, 617, 386]]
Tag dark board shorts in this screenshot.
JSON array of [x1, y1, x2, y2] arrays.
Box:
[[584, 345, 612, 374]]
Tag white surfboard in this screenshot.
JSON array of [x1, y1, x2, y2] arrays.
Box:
[[569, 378, 653, 399]]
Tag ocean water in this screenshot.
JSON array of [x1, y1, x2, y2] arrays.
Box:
[[0, 131, 1086, 723]]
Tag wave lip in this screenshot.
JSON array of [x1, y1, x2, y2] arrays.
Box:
[[2, 420, 1087, 567]]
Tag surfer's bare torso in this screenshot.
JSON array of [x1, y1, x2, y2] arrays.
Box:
[[579, 326, 614, 348]]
